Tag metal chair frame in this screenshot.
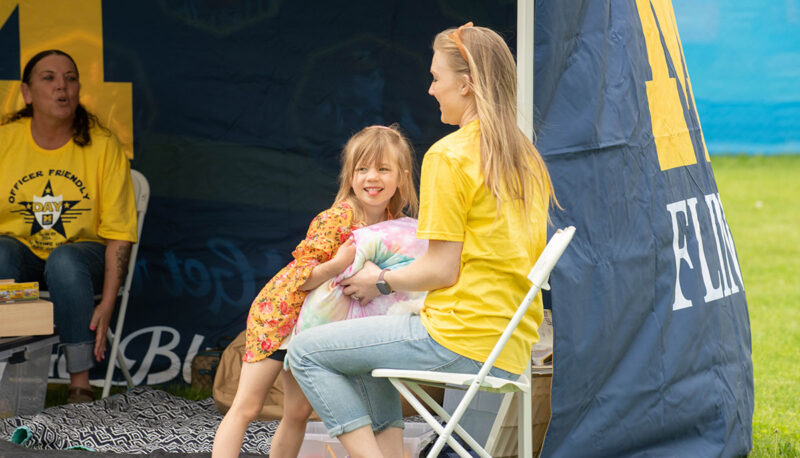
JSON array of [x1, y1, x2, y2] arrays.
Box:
[[43, 169, 149, 399], [372, 226, 575, 458]]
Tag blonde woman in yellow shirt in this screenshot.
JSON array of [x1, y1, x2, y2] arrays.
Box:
[[288, 23, 557, 458]]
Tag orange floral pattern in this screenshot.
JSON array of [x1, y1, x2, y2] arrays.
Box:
[[243, 202, 361, 363]]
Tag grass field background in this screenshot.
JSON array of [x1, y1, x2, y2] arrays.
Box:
[[44, 155, 798, 455], [712, 155, 800, 457]]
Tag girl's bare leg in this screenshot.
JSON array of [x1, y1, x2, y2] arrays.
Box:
[[375, 427, 404, 458], [336, 426, 403, 458], [269, 370, 314, 458], [212, 358, 282, 458], [338, 425, 385, 458]]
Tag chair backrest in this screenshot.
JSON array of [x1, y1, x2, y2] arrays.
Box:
[[130, 169, 150, 225], [123, 170, 150, 294], [481, 226, 575, 374]]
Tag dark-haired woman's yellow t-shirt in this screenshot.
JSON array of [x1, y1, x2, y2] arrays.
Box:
[[417, 120, 548, 375]]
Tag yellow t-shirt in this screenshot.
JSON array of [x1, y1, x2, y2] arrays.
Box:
[[0, 118, 137, 259], [417, 120, 548, 374]]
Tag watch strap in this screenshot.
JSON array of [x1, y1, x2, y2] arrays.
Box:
[[377, 268, 393, 294]]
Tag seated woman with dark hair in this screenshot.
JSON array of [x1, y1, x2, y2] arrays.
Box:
[[0, 49, 138, 404]]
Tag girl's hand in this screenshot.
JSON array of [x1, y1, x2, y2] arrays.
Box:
[[332, 237, 356, 273], [341, 261, 382, 305]]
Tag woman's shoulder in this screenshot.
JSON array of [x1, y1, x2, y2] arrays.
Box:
[[0, 117, 28, 137], [426, 121, 480, 162], [88, 122, 120, 146]]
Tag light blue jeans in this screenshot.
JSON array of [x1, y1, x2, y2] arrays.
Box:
[[287, 314, 517, 437], [0, 235, 105, 373]]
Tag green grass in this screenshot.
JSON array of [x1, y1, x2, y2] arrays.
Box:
[[712, 155, 800, 457], [45, 382, 212, 407]]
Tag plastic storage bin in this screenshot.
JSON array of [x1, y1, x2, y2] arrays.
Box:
[[298, 421, 434, 458], [0, 334, 59, 418]]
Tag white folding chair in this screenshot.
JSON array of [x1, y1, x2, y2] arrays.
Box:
[[101, 169, 149, 398], [372, 226, 575, 458], [43, 169, 149, 399]]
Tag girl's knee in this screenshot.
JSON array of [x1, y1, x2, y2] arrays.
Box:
[[228, 399, 263, 422], [283, 395, 313, 421]]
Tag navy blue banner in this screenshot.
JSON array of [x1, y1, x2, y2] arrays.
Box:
[[536, 1, 752, 456]]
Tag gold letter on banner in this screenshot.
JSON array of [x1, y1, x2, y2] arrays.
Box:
[[636, 0, 710, 171], [0, 0, 134, 158]]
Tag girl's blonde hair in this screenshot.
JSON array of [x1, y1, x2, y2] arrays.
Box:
[[335, 124, 418, 223], [434, 25, 557, 222]]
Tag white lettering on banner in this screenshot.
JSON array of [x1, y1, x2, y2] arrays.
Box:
[[49, 327, 207, 385], [705, 193, 744, 295], [667, 192, 744, 311], [182, 334, 206, 383], [666, 199, 694, 310], [686, 197, 724, 303], [125, 326, 180, 385]]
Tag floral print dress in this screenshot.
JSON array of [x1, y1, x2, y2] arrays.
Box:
[[243, 202, 362, 363]]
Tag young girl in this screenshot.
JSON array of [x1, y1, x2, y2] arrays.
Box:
[[212, 124, 418, 458]]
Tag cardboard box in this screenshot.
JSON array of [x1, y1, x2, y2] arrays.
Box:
[[0, 299, 53, 337], [0, 334, 60, 417]]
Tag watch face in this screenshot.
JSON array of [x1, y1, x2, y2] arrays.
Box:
[[376, 281, 392, 295]]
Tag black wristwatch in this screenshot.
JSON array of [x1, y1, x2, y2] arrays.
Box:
[[376, 268, 393, 295]]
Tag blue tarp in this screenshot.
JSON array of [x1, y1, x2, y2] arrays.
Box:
[[674, 0, 800, 153]]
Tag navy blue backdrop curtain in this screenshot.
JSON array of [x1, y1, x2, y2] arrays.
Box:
[[96, 3, 518, 385]]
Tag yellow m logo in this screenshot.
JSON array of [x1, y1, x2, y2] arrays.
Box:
[[0, 0, 133, 158], [636, 0, 710, 171]]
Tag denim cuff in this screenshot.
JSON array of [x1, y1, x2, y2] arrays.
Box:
[[374, 419, 405, 432], [328, 415, 373, 438], [62, 342, 95, 373]]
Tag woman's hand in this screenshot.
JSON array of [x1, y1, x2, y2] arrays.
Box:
[[331, 237, 356, 273], [90, 301, 114, 361], [341, 261, 382, 305]]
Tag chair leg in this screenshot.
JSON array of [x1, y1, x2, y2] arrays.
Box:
[[402, 382, 490, 457], [426, 382, 493, 458], [102, 328, 120, 399], [486, 391, 516, 455], [117, 344, 134, 388], [101, 292, 133, 398], [519, 389, 533, 458], [389, 380, 474, 458]]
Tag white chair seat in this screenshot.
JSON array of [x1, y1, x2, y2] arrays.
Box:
[[372, 369, 529, 394]]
